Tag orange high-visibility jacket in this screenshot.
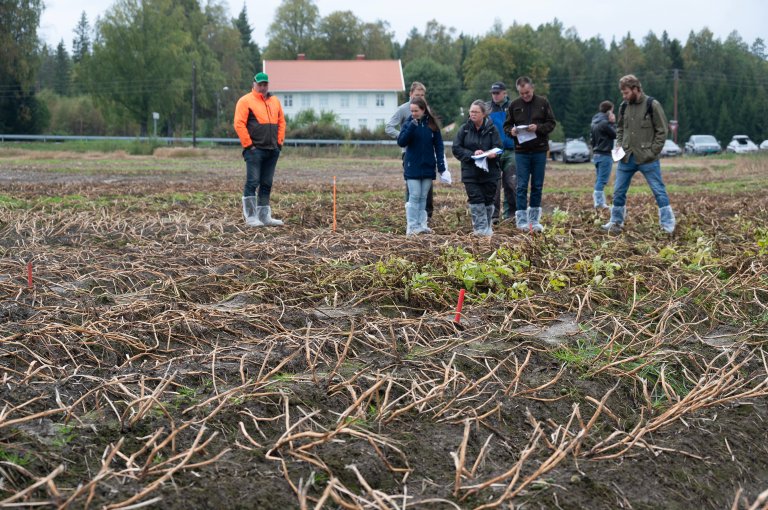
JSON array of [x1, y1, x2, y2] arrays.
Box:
[[233, 90, 285, 150]]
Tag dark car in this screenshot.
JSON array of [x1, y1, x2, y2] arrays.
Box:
[[684, 135, 721, 155], [660, 139, 682, 157], [561, 139, 591, 163]]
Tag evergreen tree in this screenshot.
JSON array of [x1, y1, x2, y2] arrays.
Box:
[[72, 12, 91, 64], [233, 4, 261, 83], [53, 40, 72, 96]]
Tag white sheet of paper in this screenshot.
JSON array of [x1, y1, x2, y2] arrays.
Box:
[[515, 125, 536, 144], [439, 168, 452, 184], [470, 148, 503, 159], [474, 158, 489, 171], [612, 146, 626, 162]]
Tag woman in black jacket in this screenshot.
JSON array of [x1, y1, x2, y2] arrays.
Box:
[[452, 100, 502, 236]]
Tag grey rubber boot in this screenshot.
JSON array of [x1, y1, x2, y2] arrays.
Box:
[[417, 210, 433, 234], [257, 205, 283, 226], [659, 205, 676, 234], [593, 191, 610, 209], [485, 205, 495, 236], [515, 210, 529, 231], [528, 207, 544, 233], [601, 206, 626, 232], [469, 203, 491, 236], [242, 196, 263, 227], [405, 203, 420, 236]]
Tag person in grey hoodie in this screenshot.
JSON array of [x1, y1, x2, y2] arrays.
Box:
[[589, 100, 616, 209]]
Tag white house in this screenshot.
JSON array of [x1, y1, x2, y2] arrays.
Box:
[[263, 57, 405, 131]]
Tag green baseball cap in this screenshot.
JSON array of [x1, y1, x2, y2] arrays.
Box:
[[254, 72, 269, 83]]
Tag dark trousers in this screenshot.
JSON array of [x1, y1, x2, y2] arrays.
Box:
[[515, 151, 547, 210], [243, 147, 280, 205], [493, 150, 517, 219], [464, 181, 497, 206]]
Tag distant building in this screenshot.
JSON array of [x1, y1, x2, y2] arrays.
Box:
[[263, 56, 405, 131]]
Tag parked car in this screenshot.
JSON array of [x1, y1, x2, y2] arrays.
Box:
[[684, 135, 721, 155], [761, 140, 768, 151], [660, 139, 682, 157], [561, 139, 591, 163], [725, 135, 759, 154], [548, 140, 564, 161]]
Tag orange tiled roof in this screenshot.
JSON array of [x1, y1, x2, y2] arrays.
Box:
[[263, 60, 404, 92]]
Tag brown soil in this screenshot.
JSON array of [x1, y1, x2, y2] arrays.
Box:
[[0, 147, 767, 509]]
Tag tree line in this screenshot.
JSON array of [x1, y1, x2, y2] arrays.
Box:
[[2, 0, 767, 145]]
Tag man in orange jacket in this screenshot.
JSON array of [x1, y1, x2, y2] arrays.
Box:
[[234, 72, 286, 227]]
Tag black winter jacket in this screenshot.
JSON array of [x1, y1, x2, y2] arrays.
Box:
[[452, 118, 502, 183], [502, 94, 556, 154], [590, 112, 616, 155]]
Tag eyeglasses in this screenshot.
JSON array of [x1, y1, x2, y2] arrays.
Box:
[[491, 91, 504, 95]]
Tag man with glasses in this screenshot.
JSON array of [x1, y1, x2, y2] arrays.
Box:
[[486, 82, 516, 223]]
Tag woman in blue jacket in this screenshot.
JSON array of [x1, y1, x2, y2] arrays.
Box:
[[397, 97, 446, 236]]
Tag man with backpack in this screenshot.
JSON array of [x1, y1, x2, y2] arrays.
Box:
[[602, 74, 676, 234]]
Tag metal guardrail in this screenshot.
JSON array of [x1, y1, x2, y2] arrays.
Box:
[[0, 134, 454, 147]]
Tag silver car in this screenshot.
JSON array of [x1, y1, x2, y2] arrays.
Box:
[[562, 139, 591, 163], [684, 135, 721, 155], [660, 139, 682, 157]]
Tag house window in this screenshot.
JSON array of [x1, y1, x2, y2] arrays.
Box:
[[301, 94, 311, 107], [358, 119, 367, 130], [376, 94, 385, 107], [283, 94, 293, 107], [319, 95, 328, 108], [358, 94, 367, 107], [340, 119, 349, 128], [340, 94, 349, 107]]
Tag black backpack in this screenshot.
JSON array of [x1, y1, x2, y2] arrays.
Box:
[[619, 96, 655, 123]]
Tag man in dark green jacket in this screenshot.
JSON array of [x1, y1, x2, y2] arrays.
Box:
[[602, 74, 676, 234]]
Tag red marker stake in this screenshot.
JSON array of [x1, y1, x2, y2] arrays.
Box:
[[454, 289, 466, 323], [27, 261, 33, 289], [332, 176, 337, 232]]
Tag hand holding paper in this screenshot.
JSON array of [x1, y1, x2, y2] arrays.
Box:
[[439, 168, 452, 185], [470, 148, 503, 160], [515, 125, 536, 144], [611, 146, 626, 162]]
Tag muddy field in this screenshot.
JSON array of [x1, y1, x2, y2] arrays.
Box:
[[1, 146, 767, 509]]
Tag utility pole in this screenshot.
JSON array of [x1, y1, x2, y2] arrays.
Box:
[[672, 68, 679, 144], [216, 86, 229, 132], [192, 63, 197, 148]]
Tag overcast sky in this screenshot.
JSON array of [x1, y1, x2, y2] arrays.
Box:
[[39, 0, 766, 53]]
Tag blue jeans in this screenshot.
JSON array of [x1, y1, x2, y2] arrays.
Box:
[[612, 154, 670, 208], [406, 178, 432, 212], [243, 147, 280, 205], [593, 153, 613, 191], [515, 151, 547, 210]]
